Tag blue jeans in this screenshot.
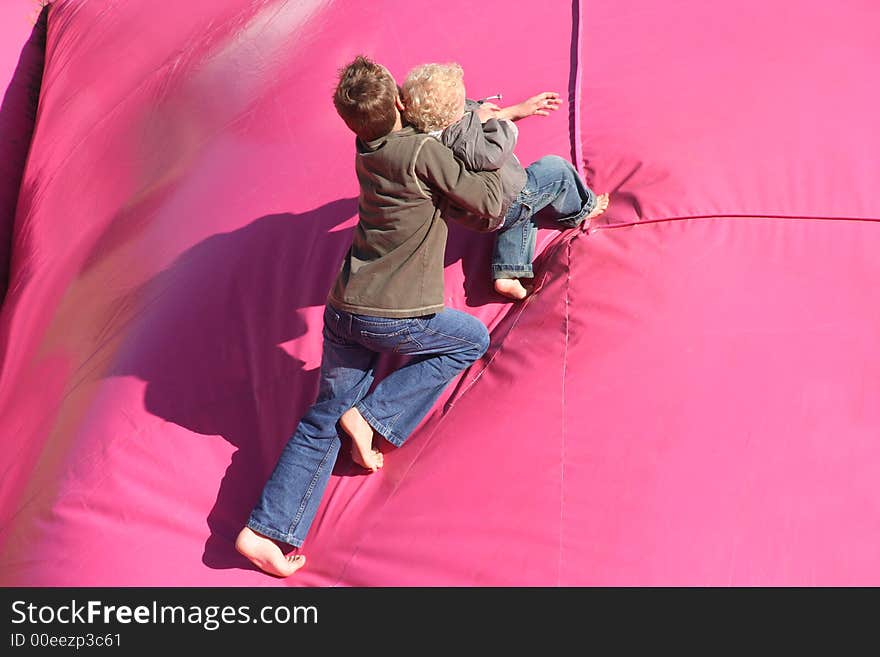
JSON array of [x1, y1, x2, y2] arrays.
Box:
[[491, 155, 597, 279], [247, 303, 490, 547]]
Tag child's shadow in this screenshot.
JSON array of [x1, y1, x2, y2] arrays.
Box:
[[110, 198, 360, 570], [444, 223, 498, 307], [445, 212, 568, 308]]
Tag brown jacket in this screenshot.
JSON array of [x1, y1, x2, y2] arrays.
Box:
[[328, 126, 504, 318]]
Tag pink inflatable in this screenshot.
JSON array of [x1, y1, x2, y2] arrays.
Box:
[[1, 0, 878, 586], [0, 1, 46, 301]]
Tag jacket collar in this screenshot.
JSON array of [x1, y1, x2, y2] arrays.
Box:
[[358, 126, 419, 153]]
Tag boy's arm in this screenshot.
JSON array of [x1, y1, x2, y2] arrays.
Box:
[[414, 137, 504, 226], [442, 105, 518, 172]]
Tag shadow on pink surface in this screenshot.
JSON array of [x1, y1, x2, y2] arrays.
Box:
[[0, 4, 47, 304], [105, 199, 379, 570]]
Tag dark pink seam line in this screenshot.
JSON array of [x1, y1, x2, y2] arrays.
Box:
[[592, 213, 880, 232], [332, 0, 588, 586]]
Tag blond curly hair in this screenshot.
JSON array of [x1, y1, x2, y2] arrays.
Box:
[[402, 63, 465, 132]]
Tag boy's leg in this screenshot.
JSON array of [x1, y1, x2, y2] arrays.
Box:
[[239, 305, 378, 574], [352, 309, 490, 448]]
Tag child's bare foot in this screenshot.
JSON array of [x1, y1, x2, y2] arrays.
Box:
[[585, 193, 610, 221], [494, 277, 529, 300], [235, 527, 306, 577], [339, 407, 383, 472]]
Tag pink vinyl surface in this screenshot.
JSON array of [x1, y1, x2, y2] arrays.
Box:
[[0, 1, 46, 299], [1, 0, 878, 586]]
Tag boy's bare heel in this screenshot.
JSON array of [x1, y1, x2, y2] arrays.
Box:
[[340, 407, 384, 472], [235, 527, 306, 577]]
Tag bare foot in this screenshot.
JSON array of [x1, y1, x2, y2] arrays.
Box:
[[494, 277, 529, 300], [235, 527, 306, 577], [339, 407, 383, 472], [585, 192, 610, 221]]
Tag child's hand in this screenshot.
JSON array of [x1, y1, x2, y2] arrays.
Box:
[[499, 92, 562, 121], [475, 101, 501, 123]]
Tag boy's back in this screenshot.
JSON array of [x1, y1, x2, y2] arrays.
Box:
[[329, 124, 504, 319]]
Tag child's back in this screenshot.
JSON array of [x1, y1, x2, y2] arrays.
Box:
[[438, 99, 527, 221]]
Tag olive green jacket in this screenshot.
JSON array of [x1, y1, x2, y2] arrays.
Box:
[[328, 126, 503, 318]]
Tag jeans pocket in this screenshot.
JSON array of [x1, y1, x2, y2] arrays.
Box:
[[359, 326, 412, 353], [353, 314, 408, 326], [359, 324, 409, 338]]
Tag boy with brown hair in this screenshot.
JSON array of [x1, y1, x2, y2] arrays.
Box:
[[236, 56, 505, 577]]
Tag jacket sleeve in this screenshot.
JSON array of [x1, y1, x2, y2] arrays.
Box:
[[441, 102, 518, 172], [413, 136, 504, 229]]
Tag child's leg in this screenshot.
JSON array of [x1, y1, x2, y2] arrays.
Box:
[[524, 155, 608, 228], [490, 201, 538, 300], [238, 305, 378, 576], [489, 156, 608, 300], [352, 309, 490, 448]]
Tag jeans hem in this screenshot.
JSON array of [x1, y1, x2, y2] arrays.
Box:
[[356, 402, 405, 447], [491, 265, 534, 280], [246, 518, 304, 548]]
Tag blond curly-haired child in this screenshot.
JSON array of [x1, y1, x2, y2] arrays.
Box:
[[402, 62, 609, 299]]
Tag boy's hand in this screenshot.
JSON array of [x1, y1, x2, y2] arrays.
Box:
[[475, 101, 501, 123], [499, 92, 562, 121]]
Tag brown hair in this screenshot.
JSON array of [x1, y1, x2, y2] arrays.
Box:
[[333, 56, 399, 141]]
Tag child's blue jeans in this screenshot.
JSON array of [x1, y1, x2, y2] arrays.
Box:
[[492, 155, 597, 280], [247, 303, 489, 547]]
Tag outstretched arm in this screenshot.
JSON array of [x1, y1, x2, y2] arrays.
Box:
[[491, 92, 562, 121]]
